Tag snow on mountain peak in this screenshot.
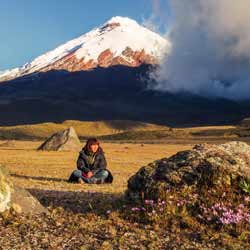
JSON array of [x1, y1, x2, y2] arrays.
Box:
[[105, 16, 139, 27], [0, 16, 170, 82]]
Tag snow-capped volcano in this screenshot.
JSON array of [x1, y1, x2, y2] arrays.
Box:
[[0, 16, 169, 82]]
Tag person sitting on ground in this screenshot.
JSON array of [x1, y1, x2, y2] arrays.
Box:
[[68, 138, 113, 184]]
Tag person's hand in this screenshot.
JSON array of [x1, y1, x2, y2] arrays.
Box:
[[87, 171, 93, 178]]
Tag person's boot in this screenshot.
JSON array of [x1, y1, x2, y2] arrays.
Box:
[[78, 178, 85, 184], [88, 177, 102, 184]]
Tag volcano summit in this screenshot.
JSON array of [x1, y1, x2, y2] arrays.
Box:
[[0, 17, 249, 126], [0, 17, 169, 82]]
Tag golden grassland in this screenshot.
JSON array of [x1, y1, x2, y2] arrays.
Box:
[[0, 122, 242, 196], [0, 140, 190, 194]]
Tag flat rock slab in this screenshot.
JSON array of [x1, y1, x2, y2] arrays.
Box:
[[0, 166, 47, 214], [11, 186, 47, 214]]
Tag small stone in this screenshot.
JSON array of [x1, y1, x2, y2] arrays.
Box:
[[108, 226, 117, 237], [12, 203, 22, 213], [0, 165, 46, 215], [101, 241, 113, 250]]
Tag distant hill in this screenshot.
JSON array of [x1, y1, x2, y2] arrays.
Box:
[[0, 120, 168, 140], [99, 125, 236, 141], [0, 119, 242, 142]]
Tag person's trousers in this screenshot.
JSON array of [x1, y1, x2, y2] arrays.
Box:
[[71, 169, 109, 184]]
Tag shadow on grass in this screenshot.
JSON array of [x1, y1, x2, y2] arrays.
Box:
[[28, 188, 125, 215], [11, 173, 67, 183], [0, 147, 37, 151]]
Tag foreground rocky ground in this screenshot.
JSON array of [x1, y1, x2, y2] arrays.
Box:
[[1, 207, 246, 250], [0, 141, 249, 249]]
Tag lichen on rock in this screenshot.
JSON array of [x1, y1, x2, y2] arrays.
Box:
[[0, 165, 47, 214], [0, 166, 12, 212], [126, 141, 250, 202], [37, 127, 81, 151]]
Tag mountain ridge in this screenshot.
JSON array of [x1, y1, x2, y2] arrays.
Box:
[[0, 17, 250, 127], [0, 16, 169, 82], [0, 64, 248, 127]]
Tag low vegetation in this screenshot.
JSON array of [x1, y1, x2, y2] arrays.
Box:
[[0, 137, 250, 249]]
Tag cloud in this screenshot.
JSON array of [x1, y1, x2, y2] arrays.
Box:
[[143, 0, 171, 34], [142, 16, 160, 33], [151, 0, 250, 100]]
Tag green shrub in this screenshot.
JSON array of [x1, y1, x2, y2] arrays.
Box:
[[239, 179, 250, 194]]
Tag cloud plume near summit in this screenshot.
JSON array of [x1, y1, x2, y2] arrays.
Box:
[[152, 0, 250, 100]]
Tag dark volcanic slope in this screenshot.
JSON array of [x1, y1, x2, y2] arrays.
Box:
[[0, 65, 249, 126]]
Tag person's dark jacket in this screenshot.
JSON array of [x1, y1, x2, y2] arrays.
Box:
[[77, 147, 106, 173], [77, 147, 113, 183]]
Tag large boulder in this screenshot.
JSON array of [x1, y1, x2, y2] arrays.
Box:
[[126, 141, 250, 202], [37, 127, 81, 151], [0, 166, 46, 214], [0, 167, 11, 212]]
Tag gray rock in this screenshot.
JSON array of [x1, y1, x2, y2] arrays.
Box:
[[0, 166, 46, 214], [11, 186, 47, 214], [37, 127, 81, 151], [0, 167, 11, 212], [126, 141, 250, 201]]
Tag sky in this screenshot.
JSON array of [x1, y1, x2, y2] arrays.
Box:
[[0, 0, 167, 71]]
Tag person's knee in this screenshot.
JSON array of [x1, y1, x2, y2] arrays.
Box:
[[101, 170, 109, 179], [73, 169, 82, 178]]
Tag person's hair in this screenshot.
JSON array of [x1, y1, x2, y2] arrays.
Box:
[[85, 138, 100, 152]]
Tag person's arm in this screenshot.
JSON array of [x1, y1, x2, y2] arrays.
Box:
[[93, 153, 107, 170], [77, 154, 90, 174]]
